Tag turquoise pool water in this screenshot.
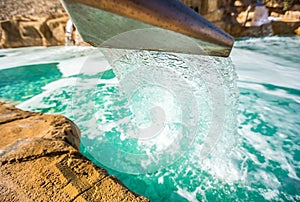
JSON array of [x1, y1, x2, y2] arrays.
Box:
[[0, 36, 299, 201]]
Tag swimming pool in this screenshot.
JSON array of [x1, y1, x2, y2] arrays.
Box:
[[0, 36, 299, 201]]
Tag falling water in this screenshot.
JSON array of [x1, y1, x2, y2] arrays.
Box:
[[73, 48, 239, 200]]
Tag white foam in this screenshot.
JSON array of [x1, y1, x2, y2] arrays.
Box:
[[58, 53, 110, 77], [177, 187, 198, 202], [231, 46, 300, 90], [17, 78, 77, 110], [0, 46, 97, 70]]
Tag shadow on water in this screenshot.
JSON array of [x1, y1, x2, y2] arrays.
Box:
[[0, 63, 62, 102]]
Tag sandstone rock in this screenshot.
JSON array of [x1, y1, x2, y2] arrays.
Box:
[[234, 1, 245, 7], [272, 21, 300, 35], [270, 12, 283, 18], [200, 0, 219, 15], [295, 26, 300, 35], [0, 20, 24, 48], [236, 11, 254, 25], [0, 14, 69, 48], [221, 22, 273, 38], [266, 2, 284, 9], [180, 0, 201, 10], [204, 9, 224, 22], [0, 102, 149, 202], [45, 16, 69, 46], [19, 20, 44, 46], [0, 0, 69, 48], [283, 11, 300, 21], [291, 4, 300, 11], [0, 0, 65, 21], [207, 0, 219, 13]]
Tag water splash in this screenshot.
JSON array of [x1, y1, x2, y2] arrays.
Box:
[[75, 48, 239, 175]]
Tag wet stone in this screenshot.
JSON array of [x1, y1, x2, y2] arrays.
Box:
[[0, 102, 149, 202]]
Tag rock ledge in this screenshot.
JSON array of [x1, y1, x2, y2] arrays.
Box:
[[0, 102, 149, 202]]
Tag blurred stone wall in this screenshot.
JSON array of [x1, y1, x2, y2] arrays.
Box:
[[1, 0, 300, 48], [0, 15, 69, 48], [0, 0, 65, 21], [181, 0, 300, 37], [0, 0, 68, 48]]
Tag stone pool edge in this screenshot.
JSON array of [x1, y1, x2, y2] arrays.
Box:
[[0, 102, 150, 202]]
